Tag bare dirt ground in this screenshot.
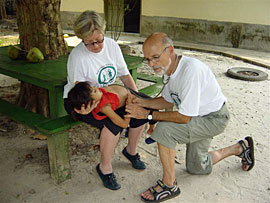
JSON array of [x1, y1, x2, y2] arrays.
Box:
[[0, 29, 270, 203]]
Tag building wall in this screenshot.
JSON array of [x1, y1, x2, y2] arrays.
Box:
[[61, 0, 103, 13], [60, 0, 270, 51], [141, 0, 270, 51], [60, 0, 104, 31], [142, 0, 270, 26]]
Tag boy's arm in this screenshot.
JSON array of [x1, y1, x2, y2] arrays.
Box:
[[100, 105, 131, 128]]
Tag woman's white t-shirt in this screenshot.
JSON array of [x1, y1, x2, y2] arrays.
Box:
[[63, 37, 129, 98], [162, 56, 227, 117]]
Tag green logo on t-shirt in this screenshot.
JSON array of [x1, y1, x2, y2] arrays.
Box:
[[170, 93, 181, 107], [98, 66, 116, 85]]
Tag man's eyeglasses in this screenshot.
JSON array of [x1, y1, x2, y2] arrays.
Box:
[[144, 46, 169, 63], [83, 37, 104, 48]]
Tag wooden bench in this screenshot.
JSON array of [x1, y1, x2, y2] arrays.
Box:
[[0, 46, 161, 184], [137, 73, 162, 96], [0, 99, 77, 183]]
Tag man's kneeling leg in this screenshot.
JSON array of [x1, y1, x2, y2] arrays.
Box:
[[186, 138, 213, 175]]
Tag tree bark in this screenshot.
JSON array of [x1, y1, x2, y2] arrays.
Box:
[[15, 0, 67, 117], [16, 0, 67, 59], [0, 0, 7, 20]]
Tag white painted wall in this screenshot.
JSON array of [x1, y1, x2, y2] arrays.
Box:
[[142, 0, 270, 25], [61, 0, 104, 13], [60, 0, 270, 26]]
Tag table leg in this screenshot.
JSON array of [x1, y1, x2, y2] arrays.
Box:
[[48, 88, 57, 119], [47, 131, 71, 184]]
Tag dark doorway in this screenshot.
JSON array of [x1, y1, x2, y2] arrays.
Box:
[[124, 0, 140, 33], [5, 0, 16, 15]]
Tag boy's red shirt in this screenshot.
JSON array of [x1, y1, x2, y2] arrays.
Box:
[[92, 88, 120, 120]]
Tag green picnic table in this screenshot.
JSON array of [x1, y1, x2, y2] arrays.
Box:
[[0, 46, 145, 118]]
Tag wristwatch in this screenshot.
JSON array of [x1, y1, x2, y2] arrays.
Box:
[[147, 110, 153, 120]]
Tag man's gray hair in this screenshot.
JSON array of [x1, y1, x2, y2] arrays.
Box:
[[162, 36, 173, 47], [73, 10, 106, 39]]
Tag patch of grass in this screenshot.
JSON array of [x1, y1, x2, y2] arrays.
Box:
[[0, 36, 19, 47]]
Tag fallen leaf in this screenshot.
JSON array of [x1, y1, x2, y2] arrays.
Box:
[[32, 134, 47, 140], [0, 128, 7, 132], [25, 154, 33, 160], [89, 144, 100, 151]]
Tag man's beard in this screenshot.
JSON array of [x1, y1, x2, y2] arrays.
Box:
[[153, 58, 172, 76]]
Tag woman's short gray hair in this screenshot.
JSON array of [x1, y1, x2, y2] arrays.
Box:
[[73, 10, 106, 39]]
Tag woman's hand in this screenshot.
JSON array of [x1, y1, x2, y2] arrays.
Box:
[[126, 92, 136, 105], [74, 100, 99, 115]]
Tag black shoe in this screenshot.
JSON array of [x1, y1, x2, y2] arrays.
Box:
[[145, 137, 156, 144], [96, 164, 121, 190], [124, 127, 129, 138], [122, 147, 146, 170]]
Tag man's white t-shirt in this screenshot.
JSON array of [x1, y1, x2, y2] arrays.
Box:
[[63, 37, 129, 98], [162, 56, 227, 117]]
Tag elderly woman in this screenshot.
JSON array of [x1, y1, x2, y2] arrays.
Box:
[[63, 10, 146, 190]]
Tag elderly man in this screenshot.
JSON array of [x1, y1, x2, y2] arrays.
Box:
[[125, 32, 255, 202]]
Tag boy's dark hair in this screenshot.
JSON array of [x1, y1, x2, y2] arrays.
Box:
[[67, 82, 93, 120]]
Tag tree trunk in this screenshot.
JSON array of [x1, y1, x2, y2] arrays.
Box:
[[15, 0, 67, 117], [0, 0, 7, 20]]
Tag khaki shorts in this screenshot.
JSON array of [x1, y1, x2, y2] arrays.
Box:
[[151, 103, 230, 175]]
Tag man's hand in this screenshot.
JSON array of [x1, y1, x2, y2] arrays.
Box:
[[74, 100, 99, 115], [125, 103, 149, 119], [130, 95, 147, 107]]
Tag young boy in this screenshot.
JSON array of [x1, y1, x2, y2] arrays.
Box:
[[67, 82, 156, 136]]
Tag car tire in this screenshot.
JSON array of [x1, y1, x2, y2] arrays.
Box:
[[226, 67, 268, 81]]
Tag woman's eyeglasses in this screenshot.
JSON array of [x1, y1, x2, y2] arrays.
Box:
[[83, 37, 104, 48]]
